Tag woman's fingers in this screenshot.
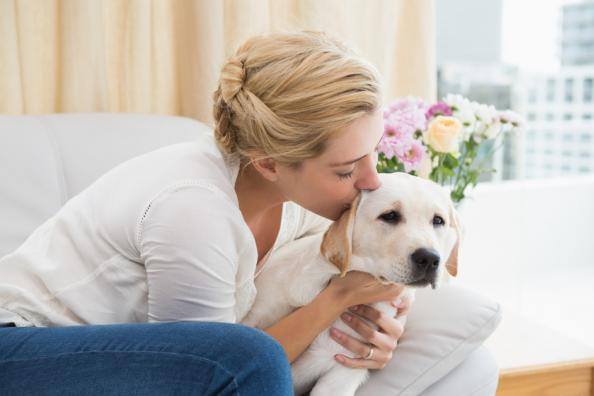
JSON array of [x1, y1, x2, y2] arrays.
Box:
[[329, 327, 392, 369], [349, 304, 404, 341], [340, 311, 398, 352], [391, 295, 411, 317]]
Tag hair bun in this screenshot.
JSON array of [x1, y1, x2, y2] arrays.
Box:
[[220, 56, 246, 105]]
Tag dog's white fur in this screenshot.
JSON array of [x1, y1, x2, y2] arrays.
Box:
[[240, 173, 461, 396]]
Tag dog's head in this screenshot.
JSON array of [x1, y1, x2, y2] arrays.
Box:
[[321, 172, 461, 289]]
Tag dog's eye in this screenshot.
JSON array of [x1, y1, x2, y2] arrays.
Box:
[[379, 210, 401, 224], [433, 215, 445, 226]]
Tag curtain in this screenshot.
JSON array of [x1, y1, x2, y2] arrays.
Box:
[[0, 0, 436, 124]]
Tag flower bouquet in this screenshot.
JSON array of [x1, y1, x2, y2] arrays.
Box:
[[376, 94, 523, 203]]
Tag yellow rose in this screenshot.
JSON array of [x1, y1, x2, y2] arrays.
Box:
[[424, 116, 462, 153]]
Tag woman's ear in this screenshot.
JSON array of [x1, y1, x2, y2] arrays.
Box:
[[320, 194, 361, 277], [249, 156, 279, 182], [445, 202, 462, 277]]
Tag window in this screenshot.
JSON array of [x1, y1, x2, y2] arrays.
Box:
[[528, 88, 537, 103], [565, 78, 574, 102], [564, 113, 573, 121], [584, 78, 593, 102], [547, 79, 556, 102]]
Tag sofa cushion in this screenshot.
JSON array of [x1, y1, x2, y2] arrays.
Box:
[[356, 285, 502, 396], [0, 113, 210, 257]]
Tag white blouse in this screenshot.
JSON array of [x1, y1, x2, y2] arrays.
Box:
[[0, 131, 331, 327]]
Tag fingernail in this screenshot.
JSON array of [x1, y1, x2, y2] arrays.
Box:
[[350, 305, 359, 311], [335, 355, 345, 363], [331, 328, 341, 337], [341, 313, 352, 322], [394, 298, 403, 306]]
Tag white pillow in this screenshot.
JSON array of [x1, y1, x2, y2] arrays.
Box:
[[355, 285, 502, 396]]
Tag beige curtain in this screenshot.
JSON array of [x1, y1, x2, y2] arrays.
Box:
[[0, 0, 436, 124]]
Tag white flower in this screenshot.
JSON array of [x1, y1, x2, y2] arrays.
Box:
[[472, 103, 500, 140], [484, 121, 502, 139], [474, 103, 497, 125], [498, 109, 525, 130], [443, 94, 475, 141]]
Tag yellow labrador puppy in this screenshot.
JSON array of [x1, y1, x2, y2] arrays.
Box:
[[241, 172, 461, 396]]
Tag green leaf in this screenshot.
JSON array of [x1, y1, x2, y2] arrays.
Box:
[[441, 167, 455, 177], [443, 154, 459, 168]]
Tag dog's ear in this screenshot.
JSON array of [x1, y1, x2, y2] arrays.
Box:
[[446, 202, 462, 277], [320, 194, 361, 278]]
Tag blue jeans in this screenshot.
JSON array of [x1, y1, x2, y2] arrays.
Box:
[[0, 321, 294, 396]]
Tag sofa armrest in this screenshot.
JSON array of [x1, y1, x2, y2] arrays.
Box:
[[419, 345, 499, 396]]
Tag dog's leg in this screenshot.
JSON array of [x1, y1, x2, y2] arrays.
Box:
[[291, 348, 335, 396], [309, 365, 369, 396], [287, 265, 338, 308]]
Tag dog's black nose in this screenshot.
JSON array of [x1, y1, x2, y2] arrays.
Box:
[[411, 248, 440, 272]]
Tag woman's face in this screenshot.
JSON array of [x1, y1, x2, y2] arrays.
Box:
[[276, 109, 384, 221]]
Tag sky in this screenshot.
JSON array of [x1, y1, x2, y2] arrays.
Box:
[[501, 0, 576, 73]]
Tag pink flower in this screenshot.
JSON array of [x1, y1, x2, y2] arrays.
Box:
[[383, 118, 412, 141], [425, 102, 453, 119], [384, 97, 428, 135], [377, 136, 398, 160], [378, 97, 435, 174], [397, 139, 426, 172]]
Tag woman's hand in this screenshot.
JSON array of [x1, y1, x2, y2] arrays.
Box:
[[326, 270, 404, 308], [329, 297, 411, 369]]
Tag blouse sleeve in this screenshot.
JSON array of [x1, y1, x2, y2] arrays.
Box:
[[137, 183, 249, 324]]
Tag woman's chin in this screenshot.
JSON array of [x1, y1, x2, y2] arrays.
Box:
[[328, 205, 351, 221]]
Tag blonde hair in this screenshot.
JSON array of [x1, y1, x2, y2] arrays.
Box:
[[212, 30, 382, 169]]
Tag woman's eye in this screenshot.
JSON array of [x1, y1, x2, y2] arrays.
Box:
[[336, 171, 354, 180], [433, 215, 445, 226]]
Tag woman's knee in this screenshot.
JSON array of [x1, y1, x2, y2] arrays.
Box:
[[165, 322, 293, 395], [229, 323, 291, 369], [174, 322, 290, 373]]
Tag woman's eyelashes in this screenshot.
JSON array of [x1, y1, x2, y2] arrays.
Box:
[[336, 170, 354, 180], [335, 149, 377, 180], [336, 164, 356, 179]]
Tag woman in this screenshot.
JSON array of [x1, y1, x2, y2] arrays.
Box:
[[0, 31, 408, 395]]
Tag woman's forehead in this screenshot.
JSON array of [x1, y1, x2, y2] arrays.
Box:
[[321, 112, 384, 165], [323, 133, 383, 167]]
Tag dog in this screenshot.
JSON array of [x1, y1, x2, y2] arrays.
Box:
[[240, 172, 462, 396]]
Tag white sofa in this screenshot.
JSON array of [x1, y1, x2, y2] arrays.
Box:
[[0, 113, 502, 396]]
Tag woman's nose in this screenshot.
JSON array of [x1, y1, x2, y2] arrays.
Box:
[[354, 155, 382, 191]]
